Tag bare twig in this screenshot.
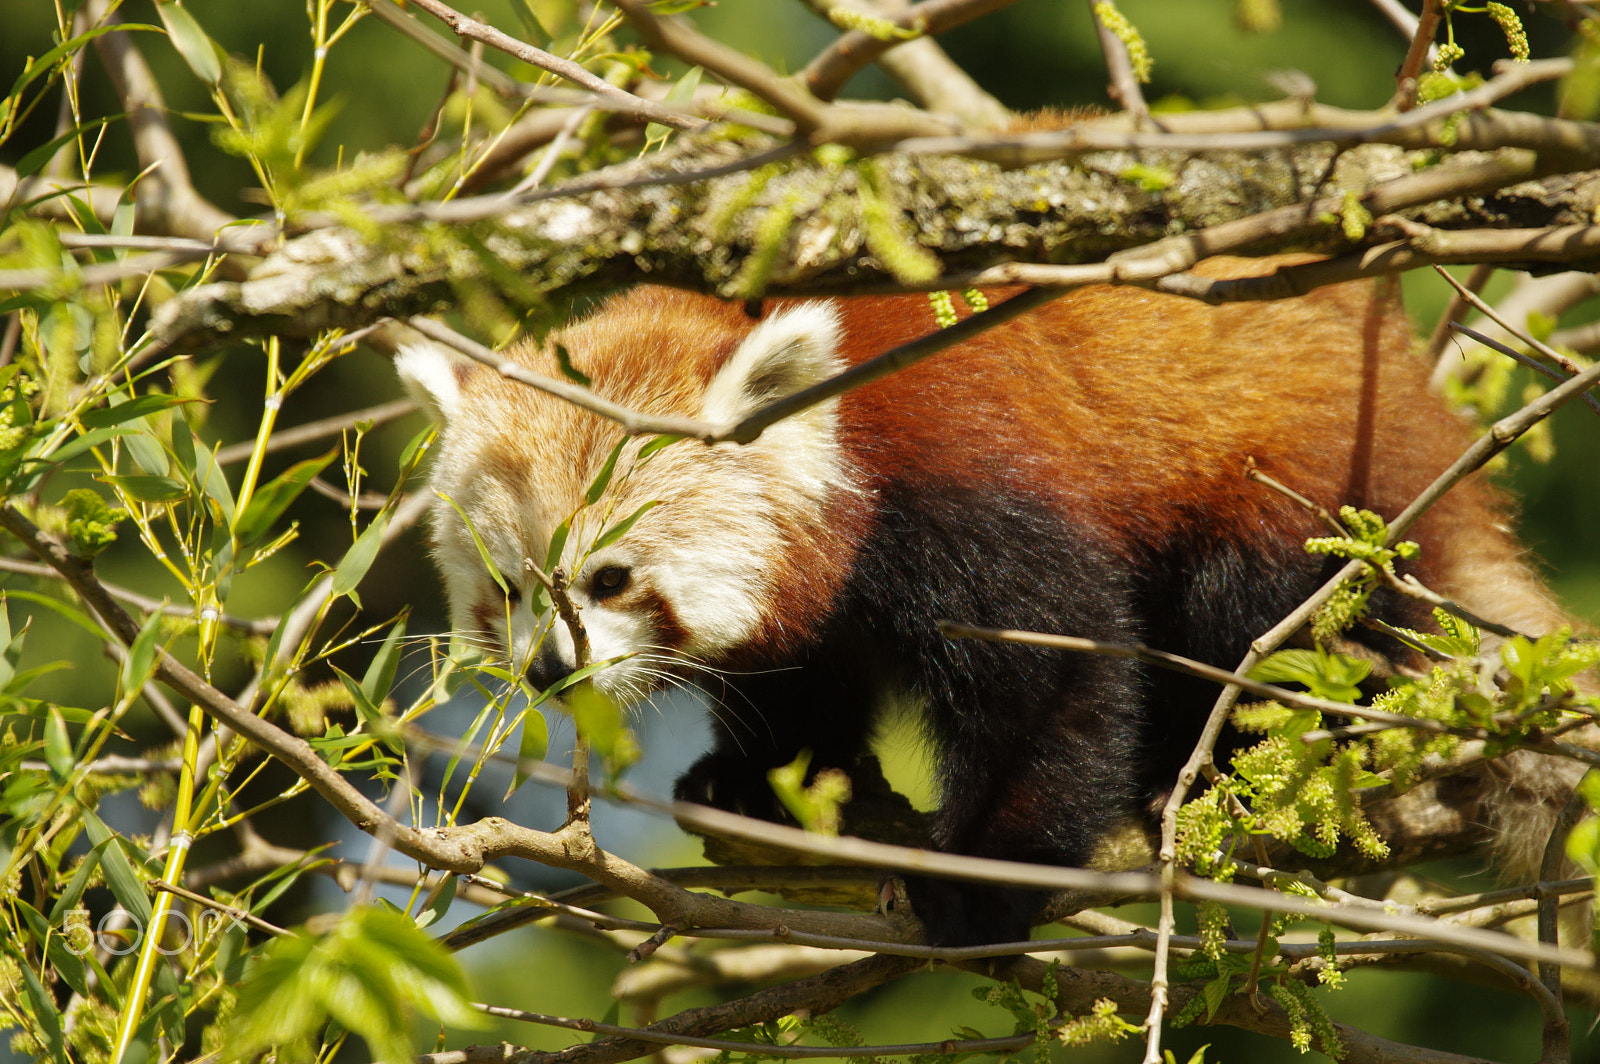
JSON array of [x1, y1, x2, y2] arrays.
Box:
[[802, 0, 1021, 104], [0, 556, 276, 635], [1085, 0, 1148, 123], [1395, 0, 1444, 110], [362, 0, 531, 98], [475, 1002, 1034, 1058], [402, 0, 702, 131], [1448, 322, 1600, 418], [213, 398, 417, 466], [797, 0, 1009, 126], [1425, 263, 1496, 371]]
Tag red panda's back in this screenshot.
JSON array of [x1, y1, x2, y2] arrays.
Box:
[[827, 261, 1495, 571]]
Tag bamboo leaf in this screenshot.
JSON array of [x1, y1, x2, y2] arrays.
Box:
[[330, 509, 393, 597]]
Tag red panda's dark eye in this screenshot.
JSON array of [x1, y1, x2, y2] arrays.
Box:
[[591, 565, 630, 599], [505, 584, 522, 606]]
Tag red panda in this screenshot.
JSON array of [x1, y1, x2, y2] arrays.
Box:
[[397, 257, 1576, 946]]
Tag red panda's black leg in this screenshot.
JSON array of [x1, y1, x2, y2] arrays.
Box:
[[832, 484, 1150, 946], [674, 662, 880, 824]]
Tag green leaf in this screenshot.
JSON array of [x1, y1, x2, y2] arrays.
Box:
[[330, 508, 393, 598], [43, 707, 73, 781], [361, 619, 407, 707], [584, 437, 629, 505], [543, 518, 570, 574], [1, 938, 66, 1064], [49, 839, 108, 921], [97, 474, 188, 503], [119, 609, 164, 699], [155, 1, 222, 85], [233, 448, 337, 544], [552, 343, 591, 387], [10, 24, 157, 98], [644, 65, 702, 149], [331, 665, 402, 755], [81, 809, 153, 924], [636, 433, 683, 462], [15, 116, 117, 179], [228, 906, 483, 1064], [415, 875, 457, 931], [16, 899, 89, 999], [435, 492, 507, 596], [593, 500, 659, 552], [188, 433, 236, 526], [507, 707, 549, 796]]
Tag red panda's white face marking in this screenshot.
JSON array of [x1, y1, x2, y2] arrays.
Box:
[[397, 300, 849, 702]]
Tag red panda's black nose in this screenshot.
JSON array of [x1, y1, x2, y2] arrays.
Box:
[[524, 642, 572, 694]]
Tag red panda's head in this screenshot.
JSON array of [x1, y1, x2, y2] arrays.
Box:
[[397, 291, 850, 701]]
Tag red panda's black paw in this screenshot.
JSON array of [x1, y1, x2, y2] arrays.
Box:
[[673, 753, 793, 823], [901, 874, 1047, 948]]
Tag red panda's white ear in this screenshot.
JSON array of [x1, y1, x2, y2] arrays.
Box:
[[702, 304, 842, 425], [395, 343, 466, 426]]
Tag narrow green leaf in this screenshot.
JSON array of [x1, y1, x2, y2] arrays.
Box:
[[49, 839, 107, 921], [122, 421, 170, 477], [507, 707, 549, 797], [552, 343, 591, 387], [584, 437, 629, 505], [527, 653, 631, 710], [81, 810, 153, 924], [644, 65, 702, 148], [2, 939, 66, 1064], [542, 518, 570, 576], [234, 448, 337, 544], [592, 500, 659, 552], [155, 1, 222, 85], [97, 474, 187, 503], [330, 509, 393, 597], [636, 433, 683, 462], [331, 664, 402, 755], [15, 116, 116, 178], [16, 899, 89, 998], [43, 425, 137, 467], [10, 24, 156, 97], [119, 609, 164, 699], [414, 875, 457, 931], [1, 591, 102, 640], [435, 492, 507, 595], [81, 394, 195, 431], [360, 619, 407, 707], [43, 707, 73, 781]]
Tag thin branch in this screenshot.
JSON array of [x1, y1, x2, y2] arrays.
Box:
[[0, 556, 277, 636], [362, 0, 532, 98], [416, 724, 1594, 969], [609, 0, 829, 132], [1085, 0, 1148, 123], [402, 0, 702, 131], [475, 1002, 1035, 1058], [797, 0, 1009, 126], [1425, 263, 1495, 373], [1537, 793, 1587, 999], [1396, 0, 1445, 110], [802, 0, 1021, 104], [403, 317, 718, 440], [892, 61, 1579, 163], [1449, 322, 1600, 417], [213, 398, 417, 466]]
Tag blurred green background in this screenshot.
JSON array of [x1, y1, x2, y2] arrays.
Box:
[[3, 1, 1599, 1061]]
